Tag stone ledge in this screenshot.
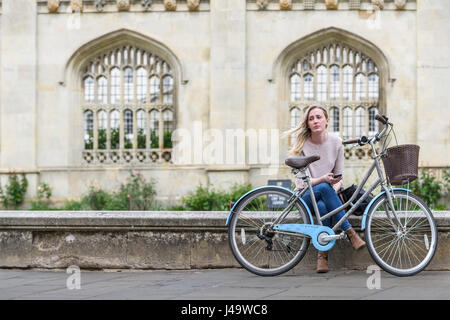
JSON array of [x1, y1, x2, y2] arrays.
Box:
[[0, 211, 448, 271], [0, 211, 448, 228]]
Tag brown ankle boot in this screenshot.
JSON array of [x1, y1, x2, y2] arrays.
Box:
[[346, 228, 366, 251], [316, 251, 329, 273]]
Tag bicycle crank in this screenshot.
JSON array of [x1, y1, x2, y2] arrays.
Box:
[[273, 224, 336, 251]]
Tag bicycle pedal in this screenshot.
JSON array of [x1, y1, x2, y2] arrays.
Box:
[[340, 232, 348, 241]]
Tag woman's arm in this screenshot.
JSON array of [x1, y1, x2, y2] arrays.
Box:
[[310, 176, 325, 186]]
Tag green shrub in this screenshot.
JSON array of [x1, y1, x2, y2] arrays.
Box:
[[74, 171, 158, 211], [164, 130, 173, 148], [406, 169, 449, 210], [181, 184, 218, 211], [30, 183, 53, 210], [111, 128, 120, 149], [114, 171, 158, 210], [62, 199, 87, 211], [85, 129, 93, 150], [82, 186, 111, 210], [181, 183, 253, 211], [167, 204, 186, 211], [98, 128, 107, 149], [137, 128, 146, 149], [223, 183, 253, 207], [0, 173, 28, 209]]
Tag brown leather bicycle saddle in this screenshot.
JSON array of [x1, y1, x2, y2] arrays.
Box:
[[285, 155, 320, 169]]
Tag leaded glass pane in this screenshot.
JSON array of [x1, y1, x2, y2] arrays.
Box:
[[137, 109, 146, 149], [304, 74, 314, 100], [330, 107, 339, 133], [369, 106, 379, 136], [355, 107, 365, 137], [150, 76, 160, 103], [137, 67, 147, 104], [163, 109, 174, 148], [368, 74, 379, 99], [343, 107, 353, 140], [317, 66, 327, 102], [124, 109, 133, 149], [124, 67, 134, 103], [149, 109, 159, 148], [84, 110, 94, 149], [290, 108, 301, 129], [98, 76, 108, 104], [84, 77, 94, 102], [110, 109, 120, 150], [343, 66, 353, 101], [330, 65, 340, 100], [110, 68, 121, 104], [98, 110, 107, 150], [290, 74, 301, 102], [162, 76, 174, 104], [355, 73, 366, 100]]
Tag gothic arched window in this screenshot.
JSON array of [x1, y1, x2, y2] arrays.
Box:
[[81, 45, 175, 164], [289, 42, 380, 141]]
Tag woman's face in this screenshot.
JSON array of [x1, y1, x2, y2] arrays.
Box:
[[307, 107, 329, 134]]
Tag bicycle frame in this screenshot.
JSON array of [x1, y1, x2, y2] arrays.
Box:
[[295, 159, 383, 232], [273, 124, 404, 234], [226, 114, 436, 277]]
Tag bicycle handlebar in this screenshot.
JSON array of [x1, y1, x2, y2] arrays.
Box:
[[342, 138, 359, 145], [342, 135, 369, 146], [375, 114, 388, 125]]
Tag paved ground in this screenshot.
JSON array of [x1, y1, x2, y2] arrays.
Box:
[[0, 268, 449, 300]]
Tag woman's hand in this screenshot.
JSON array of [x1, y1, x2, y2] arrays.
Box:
[[332, 180, 342, 193], [322, 173, 342, 186]]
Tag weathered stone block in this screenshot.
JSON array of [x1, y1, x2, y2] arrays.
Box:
[[0, 231, 32, 268], [127, 231, 191, 269], [30, 231, 128, 269], [427, 232, 450, 270], [190, 232, 240, 268]]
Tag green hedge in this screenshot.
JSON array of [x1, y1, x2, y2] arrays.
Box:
[[172, 183, 253, 211]]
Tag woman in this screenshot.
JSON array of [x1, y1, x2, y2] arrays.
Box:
[[286, 105, 365, 273]]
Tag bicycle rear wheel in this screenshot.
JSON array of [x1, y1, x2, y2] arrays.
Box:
[[228, 187, 311, 276], [365, 190, 438, 277]]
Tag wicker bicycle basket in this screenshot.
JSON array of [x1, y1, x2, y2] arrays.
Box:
[[381, 144, 420, 185]]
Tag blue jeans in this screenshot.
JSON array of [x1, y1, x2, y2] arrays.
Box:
[[301, 182, 352, 231]]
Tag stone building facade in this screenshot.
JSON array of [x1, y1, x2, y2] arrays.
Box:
[[0, 0, 448, 205]]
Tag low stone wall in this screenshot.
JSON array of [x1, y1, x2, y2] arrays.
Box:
[[0, 211, 448, 271]]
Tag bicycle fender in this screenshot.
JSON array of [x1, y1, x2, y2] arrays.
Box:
[[361, 188, 411, 231], [225, 186, 314, 226]]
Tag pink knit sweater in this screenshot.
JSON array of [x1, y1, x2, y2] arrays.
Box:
[[294, 133, 344, 191]]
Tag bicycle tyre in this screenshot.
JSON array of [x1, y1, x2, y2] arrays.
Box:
[[365, 190, 438, 277], [228, 186, 311, 276]]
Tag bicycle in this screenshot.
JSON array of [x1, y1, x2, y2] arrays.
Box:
[[226, 115, 438, 277]]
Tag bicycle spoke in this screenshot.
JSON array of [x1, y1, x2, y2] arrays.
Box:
[[237, 213, 265, 229]]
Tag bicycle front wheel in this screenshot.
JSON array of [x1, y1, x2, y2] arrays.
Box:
[[365, 190, 438, 277], [228, 187, 311, 276]]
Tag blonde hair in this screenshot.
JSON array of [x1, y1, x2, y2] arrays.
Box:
[[284, 105, 329, 156]]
